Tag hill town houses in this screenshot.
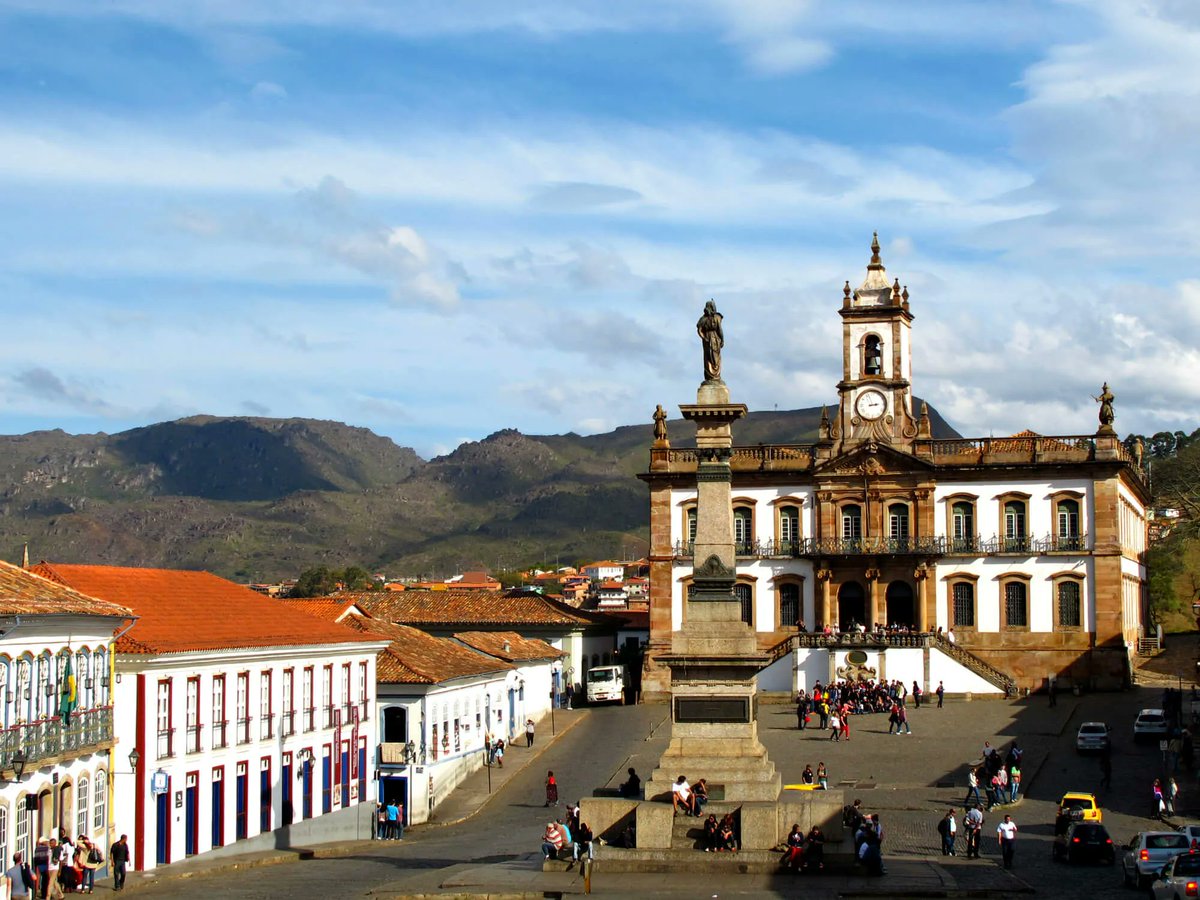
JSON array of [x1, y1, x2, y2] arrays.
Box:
[[0, 557, 630, 877], [640, 236, 1149, 699]]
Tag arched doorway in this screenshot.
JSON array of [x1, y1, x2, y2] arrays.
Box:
[[885, 581, 915, 627], [838, 582, 866, 629]]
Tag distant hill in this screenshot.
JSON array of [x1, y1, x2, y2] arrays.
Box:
[[0, 403, 959, 580]]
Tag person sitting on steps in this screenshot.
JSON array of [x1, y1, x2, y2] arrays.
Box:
[[671, 776, 699, 817]]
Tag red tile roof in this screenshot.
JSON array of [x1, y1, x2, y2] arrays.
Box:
[[276, 597, 363, 623], [452, 631, 564, 662], [336, 615, 512, 684], [33, 563, 384, 655], [343, 589, 607, 628], [0, 560, 134, 620]]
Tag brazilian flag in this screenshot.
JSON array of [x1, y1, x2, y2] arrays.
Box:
[[60, 655, 77, 724]]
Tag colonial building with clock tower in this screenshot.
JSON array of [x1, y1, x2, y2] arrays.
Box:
[[640, 236, 1149, 698]]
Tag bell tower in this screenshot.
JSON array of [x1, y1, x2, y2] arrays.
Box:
[[832, 233, 919, 450]]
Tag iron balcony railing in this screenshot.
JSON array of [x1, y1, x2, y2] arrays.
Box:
[[673, 533, 1090, 559], [0, 706, 114, 769]]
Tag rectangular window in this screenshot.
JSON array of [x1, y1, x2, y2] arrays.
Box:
[[1058, 581, 1082, 628], [358, 662, 368, 720], [156, 679, 173, 758], [322, 666, 333, 728], [342, 663, 352, 720], [952, 504, 974, 550], [186, 676, 201, 753], [236, 672, 250, 744], [841, 508, 862, 540], [779, 505, 800, 549], [282, 669, 295, 737], [93, 770, 107, 831], [1004, 582, 1028, 628], [686, 509, 697, 549], [303, 667, 315, 732], [952, 582, 975, 628], [212, 675, 227, 749], [77, 776, 88, 838], [260, 671, 274, 740], [1004, 502, 1028, 551], [888, 507, 909, 540], [733, 509, 752, 549]]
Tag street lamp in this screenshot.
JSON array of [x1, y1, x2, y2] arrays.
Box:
[[3, 750, 27, 784]]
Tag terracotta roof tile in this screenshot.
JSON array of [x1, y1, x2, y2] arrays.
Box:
[[0, 560, 133, 619], [337, 616, 513, 684], [33, 563, 384, 655], [342, 589, 606, 628], [452, 631, 564, 662], [276, 597, 364, 623]]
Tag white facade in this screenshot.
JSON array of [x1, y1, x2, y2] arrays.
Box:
[[0, 616, 119, 874], [114, 641, 384, 871], [582, 562, 624, 583]]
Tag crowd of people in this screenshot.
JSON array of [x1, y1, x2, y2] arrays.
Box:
[[7, 832, 108, 898], [795, 678, 945, 741], [964, 740, 1023, 810], [539, 799, 594, 863], [778, 824, 826, 872]]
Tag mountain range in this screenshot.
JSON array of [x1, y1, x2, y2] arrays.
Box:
[[0, 404, 959, 580]]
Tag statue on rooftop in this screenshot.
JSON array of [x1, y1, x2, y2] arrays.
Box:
[[1093, 382, 1115, 433], [697, 300, 724, 382], [652, 404, 669, 445]]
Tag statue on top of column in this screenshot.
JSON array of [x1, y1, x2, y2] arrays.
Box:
[[1093, 382, 1115, 433], [697, 300, 724, 383]]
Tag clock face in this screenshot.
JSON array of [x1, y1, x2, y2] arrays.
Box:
[[856, 390, 887, 421]]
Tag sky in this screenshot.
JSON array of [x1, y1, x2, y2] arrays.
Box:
[[1, 0, 1199, 459]]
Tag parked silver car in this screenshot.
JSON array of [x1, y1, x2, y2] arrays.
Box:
[[1123, 831, 1191, 888], [1076, 721, 1110, 753]]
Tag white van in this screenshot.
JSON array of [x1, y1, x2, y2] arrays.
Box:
[[586, 664, 627, 705]]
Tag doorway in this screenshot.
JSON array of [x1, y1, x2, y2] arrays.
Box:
[[885, 582, 915, 627], [837, 582, 866, 629]]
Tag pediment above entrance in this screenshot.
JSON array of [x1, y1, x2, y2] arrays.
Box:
[[814, 439, 933, 477]]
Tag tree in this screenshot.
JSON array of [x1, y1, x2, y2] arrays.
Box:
[[341, 566, 373, 591], [290, 566, 339, 598], [1154, 439, 1200, 530]]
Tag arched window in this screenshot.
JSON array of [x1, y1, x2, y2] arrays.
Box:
[[887, 503, 910, 544], [778, 505, 800, 550], [951, 581, 975, 629], [15, 797, 28, 866], [951, 501, 975, 552], [1004, 580, 1029, 628], [864, 334, 883, 376], [1003, 500, 1028, 552], [735, 583, 753, 626], [77, 776, 89, 838], [16, 656, 31, 723], [0, 804, 7, 874], [93, 771, 108, 832], [1055, 497, 1082, 550], [841, 505, 862, 543], [733, 506, 753, 553], [1057, 579, 1082, 629], [778, 583, 800, 629]]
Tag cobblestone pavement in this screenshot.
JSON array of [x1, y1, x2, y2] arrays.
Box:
[[123, 685, 1193, 898]]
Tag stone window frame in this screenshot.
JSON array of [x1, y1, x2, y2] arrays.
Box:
[[1049, 490, 1086, 551], [943, 573, 979, 631], [731, 496, 757, 554], [770, 495, 805, 551], [1051, 571, 1085, 631], [943, 492, 979, 553], [771, 573, 806, 632], [998, 572, 1032, 632], [838, 499, 864, 541], [884, 497, 913, 542], [681, 573, 759, 629], [679, 498, 698, 552], [995, 491, 1032, 553]]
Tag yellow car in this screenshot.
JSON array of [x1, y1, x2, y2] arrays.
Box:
[[1059, 791, 1103, 823]]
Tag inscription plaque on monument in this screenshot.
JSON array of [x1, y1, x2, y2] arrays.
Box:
[[673, 696, 750, 724]]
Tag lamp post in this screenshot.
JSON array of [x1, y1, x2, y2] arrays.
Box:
[[3, 750, 27, 784]]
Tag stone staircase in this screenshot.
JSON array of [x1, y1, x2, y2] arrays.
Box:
[[931, 636, 1017, 696]]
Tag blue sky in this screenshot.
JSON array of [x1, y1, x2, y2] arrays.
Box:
[[1, 0, 1198, 458]]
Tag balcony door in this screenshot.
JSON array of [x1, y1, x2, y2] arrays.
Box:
[[885, 581, 915, 627], [837, 581, 866, 629]]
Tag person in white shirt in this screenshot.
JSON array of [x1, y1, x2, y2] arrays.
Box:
[[996, 814, 1018, 868], [671, 776, 698, 816]]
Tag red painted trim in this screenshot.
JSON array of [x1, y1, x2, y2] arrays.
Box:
[[163, 774, 172, 865], [185, 770, 199, 855], [134, 674, 146, 871]]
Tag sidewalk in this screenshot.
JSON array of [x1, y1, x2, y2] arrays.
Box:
[[110, 706, 589, 894], [427, 706, 589, 826]]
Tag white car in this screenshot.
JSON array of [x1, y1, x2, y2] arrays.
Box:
[[1076, 721, 1110, 753], [1134, 709, 1171, 742], [1122, 831, 1191, 888], [1150, 846, 1200, 899]]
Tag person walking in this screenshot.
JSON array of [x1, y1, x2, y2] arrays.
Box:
[[897, 704, 912, 735], [912, 681, 922, 709], [375, 802, 387, 840], [817, 762, 828, 790], [385, 799, 400, 839], [796, 694, 808, 730], [109, 836, 128, 891], [545, 771, 559, 808], [1009, 764, 1021, 803], [937, 808, 958, 856], [965, 768, 981, 807], [996, 814, 1018, 868], [1154, 778, 1166, 819], [936, 680, 945, 708], [1168, 778, 1179, 817], [7, 852, 35, 900], [526, 719, 536, 748], [828, 711, 841, 742]]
